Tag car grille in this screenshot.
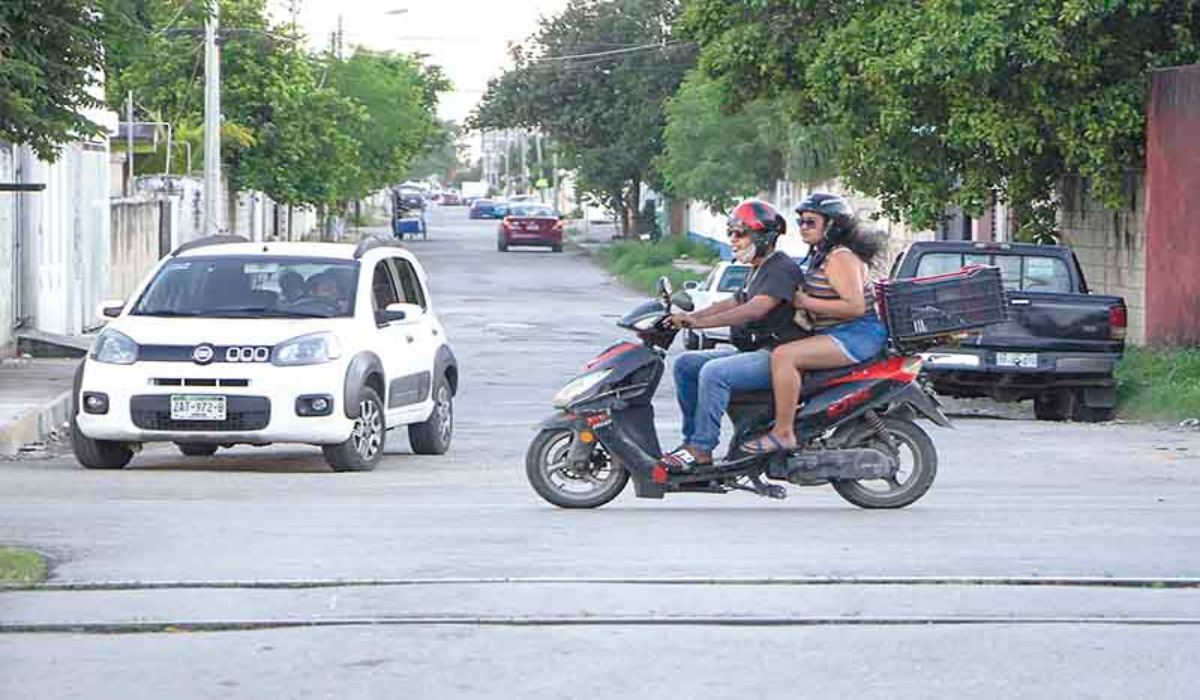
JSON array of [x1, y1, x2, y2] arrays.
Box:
[[151, 378, 251, 387], [130, 395, 271, 432]]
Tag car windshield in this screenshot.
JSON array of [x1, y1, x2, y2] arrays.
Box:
[[915, 252, 1072, 293], [716, 265, 751, 292], [132, 256, 360, 318], [509, 204, 556, 217]]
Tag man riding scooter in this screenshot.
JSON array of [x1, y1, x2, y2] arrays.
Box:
[[661, 199, 805, 472]]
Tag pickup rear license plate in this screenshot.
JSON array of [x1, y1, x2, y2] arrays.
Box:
[[995, 352, 1038, 368], [170, 395, 227, 421]]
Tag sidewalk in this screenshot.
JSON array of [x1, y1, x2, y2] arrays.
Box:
[[0, 358, 77, 457]]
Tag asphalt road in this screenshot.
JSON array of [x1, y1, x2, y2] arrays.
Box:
[[2, 207, 1198, 699]]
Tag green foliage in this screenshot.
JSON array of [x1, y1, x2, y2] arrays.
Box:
[[0, 546, 46, 585], [681, 0, 1200, 239], [405, 120, 467, 184], [597, 236, 718, 294], [0, 0, 111, 158], [1116, 347, 1200, 422], [328, 51, 444, 197], [104, 0, 449, 209], [471, 0, 694, 233]]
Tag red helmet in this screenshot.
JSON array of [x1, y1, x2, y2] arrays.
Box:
[[727, 199, 786, 255]]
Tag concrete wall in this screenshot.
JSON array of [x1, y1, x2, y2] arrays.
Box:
[[1056, 175, 1147, 346], [0, 143, 15, 355], [109, 198, 164, 303]]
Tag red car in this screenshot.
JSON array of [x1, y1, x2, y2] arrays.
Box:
[[498, 203, 564, 253]]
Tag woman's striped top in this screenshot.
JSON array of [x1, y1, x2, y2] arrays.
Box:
[[802, 246, 876, 329]]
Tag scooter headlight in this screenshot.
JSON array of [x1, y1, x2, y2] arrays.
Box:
[[552, 368, 613, 409]]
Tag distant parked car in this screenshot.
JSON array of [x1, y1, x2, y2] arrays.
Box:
[[681, 261, 753, 349], [440, 189, 462, 206], [498, 203, 563, 253], [469, 198, 505, 219]]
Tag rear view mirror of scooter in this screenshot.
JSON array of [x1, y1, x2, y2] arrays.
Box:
[[656, 276, 673, 301], [670, 291, 695, 312]]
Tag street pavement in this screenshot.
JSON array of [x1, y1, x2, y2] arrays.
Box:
[[1, 207, 1198, 699]]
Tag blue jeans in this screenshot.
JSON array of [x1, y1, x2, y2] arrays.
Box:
[[673, 348, 772, 453]]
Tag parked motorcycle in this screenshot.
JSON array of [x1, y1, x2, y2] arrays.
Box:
[[525, 277, 952, 509]]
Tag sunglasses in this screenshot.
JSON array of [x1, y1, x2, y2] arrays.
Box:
[[796, 217, 822, 229], [727, 228, 752, 240]]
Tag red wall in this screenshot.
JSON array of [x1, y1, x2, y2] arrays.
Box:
[[1145, 65, 1200, 346]]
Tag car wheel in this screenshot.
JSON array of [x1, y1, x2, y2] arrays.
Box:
[[176, 442, 218, 457], [409, 374, 453, 455], [322, 387, 386, 472], [498, 240, 508, 252], [71, 417, 134, 470], [551, 244, 563, 253]]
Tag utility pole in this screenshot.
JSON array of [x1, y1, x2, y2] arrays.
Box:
[[125, 91, 134, 197], [520, 131, 527, 192], [336, 14, 344, 59], [203, 2, 222, 235]]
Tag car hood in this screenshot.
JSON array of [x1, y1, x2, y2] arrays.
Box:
[[107, 316, 358, 346]]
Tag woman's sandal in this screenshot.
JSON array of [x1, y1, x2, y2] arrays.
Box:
[[741, 433, 794, 455], [658, 446, 713, 473]]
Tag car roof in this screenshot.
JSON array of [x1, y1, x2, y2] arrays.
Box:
[[907, 240, 1067, 254], [172, 240, 409, 262]]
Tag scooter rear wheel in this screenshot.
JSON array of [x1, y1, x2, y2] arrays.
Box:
[[832, 417, 937, 509], [526, 428, 628, 509]]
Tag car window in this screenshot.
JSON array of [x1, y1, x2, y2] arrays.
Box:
[[716, 265, 751, 292], [388, 258, 427, 310], [371, 260, 401, 310], [510, 204, 555, 217], [133, 256, 359, 318], [992, 255, 1023, 290], [914, 253, 965, 278], [1021, 256, 1071, 293]]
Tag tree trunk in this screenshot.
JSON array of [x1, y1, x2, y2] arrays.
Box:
[[627, 178, 641, 238]]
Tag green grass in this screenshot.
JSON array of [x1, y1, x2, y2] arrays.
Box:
[[1115, 347, 1200, 422], [595, 236, 721, 295], [0, 547, 47, 585]]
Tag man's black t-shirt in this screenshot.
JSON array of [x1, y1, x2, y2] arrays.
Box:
[[731, 251, 806, 350]]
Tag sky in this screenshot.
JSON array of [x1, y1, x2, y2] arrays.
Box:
[[275, 0, 572, 128]]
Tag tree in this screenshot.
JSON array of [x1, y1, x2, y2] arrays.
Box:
[[682, 0, 1200, 239], [328, 51, 446, 198], [658, 72, 784, 211], [404, 120, 467, 184], [0, 0, 112, 158], [472, 0, 695, 235]]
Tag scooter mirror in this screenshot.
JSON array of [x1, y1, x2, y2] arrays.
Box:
[[656, 276, 673, 298], [670, 291, 695, 312]]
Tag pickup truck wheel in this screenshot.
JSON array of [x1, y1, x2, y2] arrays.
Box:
[[1033, 391, 1071, 421]]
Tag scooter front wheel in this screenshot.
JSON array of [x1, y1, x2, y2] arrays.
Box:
[[525, 428, 628, 509]]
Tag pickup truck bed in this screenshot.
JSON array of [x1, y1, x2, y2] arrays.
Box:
[[890, 241, 1127, 421]]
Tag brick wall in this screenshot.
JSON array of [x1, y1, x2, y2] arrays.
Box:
[[1056, 174, 1146, 345]]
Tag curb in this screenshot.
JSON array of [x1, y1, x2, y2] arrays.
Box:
[[0, 391, 72, 458]]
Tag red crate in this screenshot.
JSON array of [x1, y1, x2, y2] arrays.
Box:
[[876, 264, 1008, 342]]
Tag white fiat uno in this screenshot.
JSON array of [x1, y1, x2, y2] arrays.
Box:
[[72, 235, 458, 471]]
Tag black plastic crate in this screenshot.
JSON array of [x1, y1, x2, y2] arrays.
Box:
[[876, 264, 1007, 341]]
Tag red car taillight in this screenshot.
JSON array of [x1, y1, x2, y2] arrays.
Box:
[[1109, 305, 1128, 341]]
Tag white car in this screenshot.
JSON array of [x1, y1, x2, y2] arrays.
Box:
[[72, 235, 458, 472], [682, 261, 753, 350]]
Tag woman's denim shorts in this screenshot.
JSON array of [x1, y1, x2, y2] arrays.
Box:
[[818, 314, 888, 363]]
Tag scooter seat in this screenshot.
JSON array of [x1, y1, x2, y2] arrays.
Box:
[[728, 354, 886, 406]]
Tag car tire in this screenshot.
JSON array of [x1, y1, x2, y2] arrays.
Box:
[[176, 442, 218, 457], [409, 374, 453, 455], [551, 244, 563, 253], [1033, 390, 1071, 421], [498, 240, 508, 252], [71, 417, 134, 470], [322, 387, 386, 472]]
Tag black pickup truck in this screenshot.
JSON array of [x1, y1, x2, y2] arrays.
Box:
[[889, 241, 1128, 422]]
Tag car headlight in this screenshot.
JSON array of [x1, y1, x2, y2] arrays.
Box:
[[91, 329, 138, 365], [272, 332, 342, 366], [552, 368, 613, 409]]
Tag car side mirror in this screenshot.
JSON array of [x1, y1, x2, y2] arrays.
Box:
[[382, 302, 423, 324], [97, 300, 125, 319], [683, 281, 698, 291]]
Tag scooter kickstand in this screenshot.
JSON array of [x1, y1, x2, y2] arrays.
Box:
[[747, 473, 787, 500]]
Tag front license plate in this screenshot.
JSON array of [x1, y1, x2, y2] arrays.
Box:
[[995, 352, 1038, 368], [170, 395, 227, 421]]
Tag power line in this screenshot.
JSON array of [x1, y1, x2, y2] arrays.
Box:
[[152, 0, 196, 38], [532, 41, 692, 62]]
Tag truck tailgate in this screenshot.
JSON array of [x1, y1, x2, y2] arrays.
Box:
[[965, 291, 1125, 354]]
